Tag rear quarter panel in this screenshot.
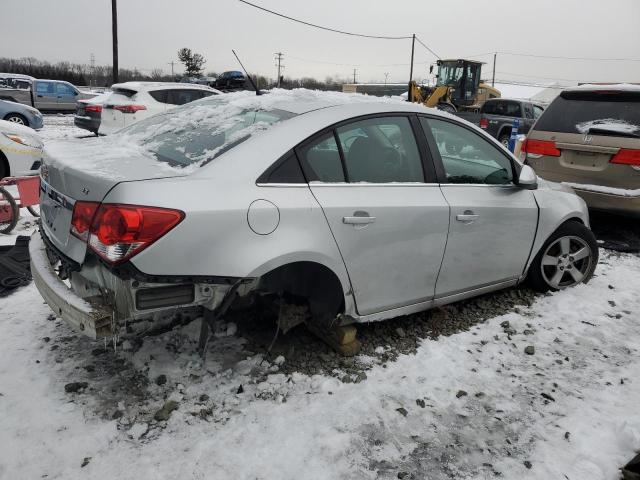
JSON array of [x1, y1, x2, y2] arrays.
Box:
[[103, 175, 352, 297]]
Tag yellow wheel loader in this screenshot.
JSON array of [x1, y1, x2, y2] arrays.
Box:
[[410, 59, 500, 113]]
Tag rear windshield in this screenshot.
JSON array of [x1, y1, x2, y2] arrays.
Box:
[[534, 90, 640, 137], [111, 88, 137, 98], [481, 100, 522, 117], [120, 96, 296, 167]]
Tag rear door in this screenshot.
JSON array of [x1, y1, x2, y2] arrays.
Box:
[[420, 116, 538, 298], [525, 90, 640, 190], [298, 114, 450, 316], [34, 81, 58, 110]]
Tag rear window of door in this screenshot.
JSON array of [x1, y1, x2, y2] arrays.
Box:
[[335, 116, 424, 183], [422, 117, 514, 185], [534, 90, 640, 136], [148, 90, 168, 103], [298, 116, 425, 183], [298, 132, 345, 182], [164, 89, 207, 105], [36, 81, 54, 94]]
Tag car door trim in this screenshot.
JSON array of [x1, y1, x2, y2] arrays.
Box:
[[433, 278, 519, 305]]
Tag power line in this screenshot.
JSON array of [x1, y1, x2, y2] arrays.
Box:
[[286, 54, 431, 68], [463, 50, 640, 63], [238, 0, 412, 40], [498, 51, 640, 62], [415, 36, 441, 60], [495, 70, 586, 83]]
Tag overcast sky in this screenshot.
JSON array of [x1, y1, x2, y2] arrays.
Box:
[[2, 0, 639, 86]]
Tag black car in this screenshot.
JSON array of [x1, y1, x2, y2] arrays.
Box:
[[457, 98, 545, 147], [214, 71, 246, 91], [74, 92, 110, 135]]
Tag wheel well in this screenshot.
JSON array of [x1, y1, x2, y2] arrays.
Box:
[[498, 126, 511, 139], [0, 149, 9, 178], [559, 217, 585, 228], [257, 261, 345, 323], [3, 112, 28, 125]]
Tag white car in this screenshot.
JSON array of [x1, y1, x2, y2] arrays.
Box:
[[0, 119, 43, 179], [98, 82, 221, 135]]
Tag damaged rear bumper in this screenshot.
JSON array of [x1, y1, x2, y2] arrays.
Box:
[[30, 230, 248, 339], [30, 230, 113, 338]]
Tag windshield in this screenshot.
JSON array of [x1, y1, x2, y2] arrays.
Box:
[[120, 95, 296, 167], [437, 62, 463, 87]]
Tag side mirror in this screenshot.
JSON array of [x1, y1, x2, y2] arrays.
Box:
[[518, 164, 538, 190], [429, 65, 434, 74]]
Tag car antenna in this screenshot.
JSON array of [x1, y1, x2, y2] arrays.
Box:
[[232, 49, 261, 95]]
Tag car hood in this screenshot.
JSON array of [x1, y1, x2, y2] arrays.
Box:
[[1, 99, 41, 116], [43, 136, 189, 201], [536, 177, 575, 194], [0, 119, 43, 148]]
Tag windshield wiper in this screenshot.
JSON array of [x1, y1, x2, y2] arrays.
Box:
[[587, 127, 640, 138]]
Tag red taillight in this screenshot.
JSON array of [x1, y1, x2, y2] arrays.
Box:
[[611, 149, 640, 166], [114, 104, 147, 114], [71, 201, 100, 241], [71, 203, 184, 264], [479, 118, 489, 129], [87, 204, 184, 264], [85, 104, 102, 113], [522, 138, 561, 157]]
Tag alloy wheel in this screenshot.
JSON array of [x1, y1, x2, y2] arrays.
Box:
[[540, 235, 593, 289], [7, 116, 25, 125]]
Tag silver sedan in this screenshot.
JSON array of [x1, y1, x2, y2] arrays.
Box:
[[30, 91, 597, 342]]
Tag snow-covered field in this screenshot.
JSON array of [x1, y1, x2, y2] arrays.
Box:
[[1, 116, 639, 480]]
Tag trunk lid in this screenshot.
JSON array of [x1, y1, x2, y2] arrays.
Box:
[[40, 137, 188, 263]]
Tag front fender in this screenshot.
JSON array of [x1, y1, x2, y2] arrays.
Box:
[[526, 181, 590, 272]]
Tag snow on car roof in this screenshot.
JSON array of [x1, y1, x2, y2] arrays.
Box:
[[564, 83, 640, 93], [111, 81, 218, 91]]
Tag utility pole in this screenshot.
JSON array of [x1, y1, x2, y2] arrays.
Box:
[[168, 61, 175, 80], [384, 72, 390, 85], [111, 0, 118, 84], [90, 53, 95, 86], [492, 52, 497, 87], [352, 68, 357, 84], [274, 52, 284, 88], [408, 34, 415, 102]]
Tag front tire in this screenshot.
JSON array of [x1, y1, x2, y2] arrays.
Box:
[[4, 113, 28, 126], [528, 221, 598, 292], [437, 103, 456, 114]]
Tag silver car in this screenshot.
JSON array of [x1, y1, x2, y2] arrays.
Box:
[[30, 91, 597, 342]]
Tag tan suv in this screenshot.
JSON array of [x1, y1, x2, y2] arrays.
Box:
[[522, 84, 640, 217]]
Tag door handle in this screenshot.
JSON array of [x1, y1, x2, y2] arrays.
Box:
[[456, 211, 479, 223], [37, 95, 43, 98], [343, 214, 376, 225]]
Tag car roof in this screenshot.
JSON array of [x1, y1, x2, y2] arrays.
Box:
[[112, 81, 218, 92], [563, 83, 640, 93], [0, 73, 35, 80], [269, 97, 444, 117]]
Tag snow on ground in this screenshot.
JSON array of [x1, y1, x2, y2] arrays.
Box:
[[1, 115, 639, 480]]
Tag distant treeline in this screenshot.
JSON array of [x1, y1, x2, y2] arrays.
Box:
[[0, 56, 349, 90]]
